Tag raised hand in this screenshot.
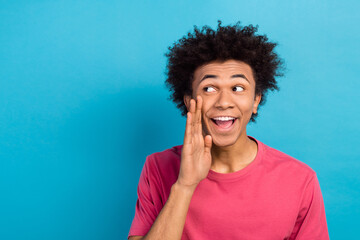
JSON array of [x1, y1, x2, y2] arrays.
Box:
[[177, 95, 213, 189]]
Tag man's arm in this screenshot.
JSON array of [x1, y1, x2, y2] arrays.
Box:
[[128, 182, 196, 240], [138, 181, 196, 240], [290, 174, 329, 240], [142, 96, 211, 240], [129, 96, 212, 240], [129, 236, 143, 240]]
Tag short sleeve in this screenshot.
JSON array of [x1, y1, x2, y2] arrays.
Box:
[[290, 174, 330, 240], [128, 155, 161, 239]]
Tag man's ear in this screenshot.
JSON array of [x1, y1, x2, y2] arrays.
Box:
[[184, 95, 191, 112], [253, 94, 262, 114]]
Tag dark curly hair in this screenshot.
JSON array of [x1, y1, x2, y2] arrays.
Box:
[[164, 21, 284, 123]]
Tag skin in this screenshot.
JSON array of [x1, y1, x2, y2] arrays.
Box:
[[182, 59, 262, 175]]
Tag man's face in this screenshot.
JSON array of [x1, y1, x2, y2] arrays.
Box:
[[184, 59, 261, 147]]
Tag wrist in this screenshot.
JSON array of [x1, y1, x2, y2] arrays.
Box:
[[174, 180, 198, 194]]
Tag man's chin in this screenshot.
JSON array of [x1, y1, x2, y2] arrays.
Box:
[[211, 137, 237, 148]]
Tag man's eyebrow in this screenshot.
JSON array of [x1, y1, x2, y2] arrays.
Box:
[[200, 74, 249, 83], [200, 74, 217, 82], [231, 74, 249, 83]]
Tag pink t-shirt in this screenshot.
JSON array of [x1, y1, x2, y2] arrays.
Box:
[[128, 136, 329, 239]]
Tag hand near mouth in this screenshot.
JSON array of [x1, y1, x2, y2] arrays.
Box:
[[177, 95, 213, 189]]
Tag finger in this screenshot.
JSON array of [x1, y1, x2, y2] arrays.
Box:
[[190, 99, 196, 136], [183, 112, 192, 144], [195, 95, 202, 134], [204, 135, 212, 153], [190, 98, 196, 113]]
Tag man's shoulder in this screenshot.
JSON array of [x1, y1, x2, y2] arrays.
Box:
[[260, 140, 316, 177], [142, 145, 182, 185], [148, 144, 182, 159], [145, 145, 182, 168]]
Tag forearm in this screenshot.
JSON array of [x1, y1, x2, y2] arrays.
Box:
[[143, 181, 197, 240]]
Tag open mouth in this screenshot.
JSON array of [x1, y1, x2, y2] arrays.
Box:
[[210, 118, 237, 130]]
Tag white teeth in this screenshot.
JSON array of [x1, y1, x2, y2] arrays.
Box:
[[212, 116, 235, 121]]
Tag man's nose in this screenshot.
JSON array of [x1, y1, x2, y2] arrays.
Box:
[[215, 91, 234, 109]]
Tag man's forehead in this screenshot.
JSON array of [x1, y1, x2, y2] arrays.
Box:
[[193, 60, 254, 82]]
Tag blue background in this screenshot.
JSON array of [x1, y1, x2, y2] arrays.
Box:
[[1, 0, 359, 239]]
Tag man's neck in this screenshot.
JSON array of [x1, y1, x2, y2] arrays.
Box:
[[210, 135, 258, 174]]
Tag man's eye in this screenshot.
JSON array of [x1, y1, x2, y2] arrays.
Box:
[[203, 86, 216, 92], [233, 86, 244, 92]]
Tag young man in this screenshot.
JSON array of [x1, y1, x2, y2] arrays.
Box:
[[128, 21, 329, 240]]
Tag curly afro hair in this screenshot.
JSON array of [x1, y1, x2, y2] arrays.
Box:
[[164, 21, 284, 123]]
